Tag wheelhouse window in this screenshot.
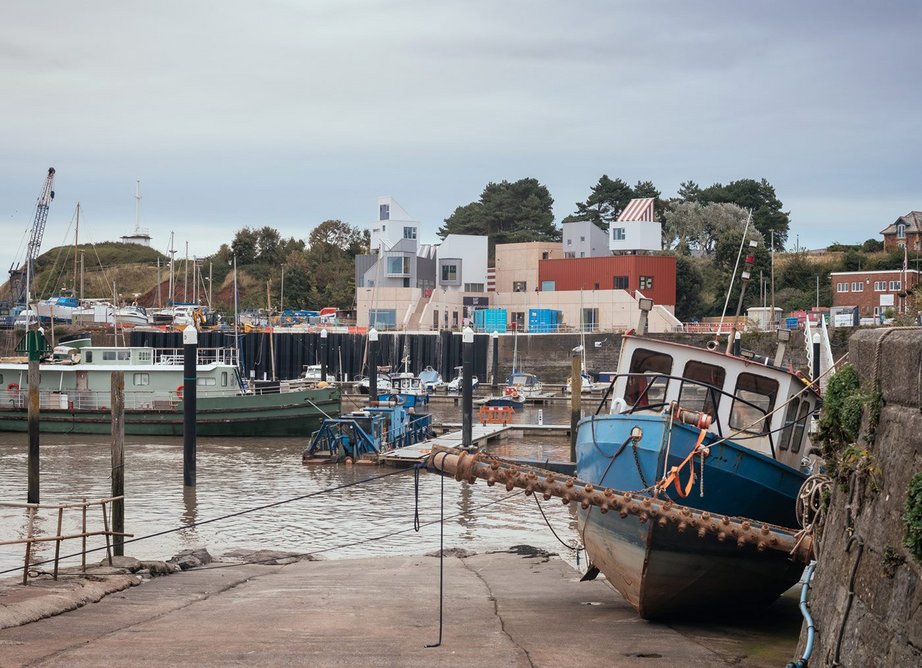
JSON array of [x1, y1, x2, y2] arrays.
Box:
[[625, 348, 673, 407], [132, 373, 149, 386], [730, 373, 778, 434], [780, 399, 813, 453], [221, 372, 228, 387], [678, 361, 726, 419], [197, 377, 217, 386]]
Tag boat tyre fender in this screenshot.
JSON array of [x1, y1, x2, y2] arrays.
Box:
[[389, 394, 404, 406], [176, 385, 184, 398]]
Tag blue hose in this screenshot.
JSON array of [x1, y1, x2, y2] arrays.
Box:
[[786, 560, 817, 668]]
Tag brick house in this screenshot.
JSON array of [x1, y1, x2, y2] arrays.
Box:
[[881, 211, 922, 251], [830, 269, 919, 318]]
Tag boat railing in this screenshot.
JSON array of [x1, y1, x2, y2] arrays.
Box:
[[595, 371, 812, 459], [3, 388, 236, 411], [153, 347, 239, 367]]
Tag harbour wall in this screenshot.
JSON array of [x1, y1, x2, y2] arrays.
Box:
[[793, 329, 922, 666], [0, 327, 827, 385]]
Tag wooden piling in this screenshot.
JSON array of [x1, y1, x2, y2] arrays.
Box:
[[111, 371, 125, 556], [570, 352, 582, 462]]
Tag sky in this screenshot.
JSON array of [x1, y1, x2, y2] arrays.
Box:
[[2, 0, 920, 283]]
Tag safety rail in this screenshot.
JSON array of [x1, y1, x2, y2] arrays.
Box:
[[152, 347, 239, 367], [0, 496, 131, 585]]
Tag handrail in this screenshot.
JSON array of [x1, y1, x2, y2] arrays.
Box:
[[1, 495, 133, 585]]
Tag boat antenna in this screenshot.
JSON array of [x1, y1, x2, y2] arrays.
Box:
[[714, 209, 752, 343]]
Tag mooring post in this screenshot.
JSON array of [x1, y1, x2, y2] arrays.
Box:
[[570, 348, 582, 463], [183, 326, 197, 487], [320, 328, 328, 382], [490, 330, 499, 386], [368, 328, 378, 401], [27, 329, 42, 504], [462, 327, 474, 448], [110, 371, 125, 556]]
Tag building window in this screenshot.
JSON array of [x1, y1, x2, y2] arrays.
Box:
[[403, 226, 416, 240], [639, 276, 654, 290], [511, 311, 525, 330], [890, 280, 902, 290], [897, 223, 906, 239], [369, 309, 397, 329], [580, 236, 585, 242], [613, 276, 629, 290], [133, 372, 149, 386], [874, 281, 887, 291], [541, 251, 550, 259], [612, 227, 626, 241], [541, 281, 556, 291], [581, 308, 599, 332], [464, 283, 484, 292], [566, 239, 572, 246], [381, 224, 386, 231], [379, 203, 390, 221], [851, 282, 864, 292], [513, 281, 527, 292], [836, 282, 849, 292], [580, 251, 585, 257], [899, 242, 906, 249], [387, 256, 410, 276], [564, 252, 575, 258], [441, 264, 458, 283]]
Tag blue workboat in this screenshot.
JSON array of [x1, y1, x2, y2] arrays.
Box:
[[302, 403, 432, 463], [376, 371, 430, 409], [576, 331, 821, 618]]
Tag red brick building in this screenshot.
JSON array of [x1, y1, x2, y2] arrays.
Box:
[[881, 211, 922, 251], [830, 269, 919, 317], [537, 255, 676, 306]]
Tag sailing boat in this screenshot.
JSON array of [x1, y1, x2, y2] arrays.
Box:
[[505, 326, 543, 398], [565, 290, 595, 394]]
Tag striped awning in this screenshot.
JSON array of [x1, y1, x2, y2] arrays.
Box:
[[617, 198, 655, 222]]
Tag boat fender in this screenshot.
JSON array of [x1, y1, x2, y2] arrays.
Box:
[[7, 383, 20, 395], [176, 385, 184, 398], [706, 340, 720, 352], [611, 397, 628, 414]]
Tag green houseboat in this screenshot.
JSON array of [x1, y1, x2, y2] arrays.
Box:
[[0, 345, 340, 436]]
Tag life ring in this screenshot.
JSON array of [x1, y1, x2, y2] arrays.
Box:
[[504, 386, 517, 396], [389, 394, 405, 406], [176, 385, 184, 398], [7, 383, 20, 395]]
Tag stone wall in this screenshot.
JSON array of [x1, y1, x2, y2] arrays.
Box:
[[793, 329, 922, 666]]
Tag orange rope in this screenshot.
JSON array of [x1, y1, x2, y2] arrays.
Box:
[[656, 428, 709, 499]]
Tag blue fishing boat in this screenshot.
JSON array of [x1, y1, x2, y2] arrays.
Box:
[[575, 331, 821, 617], [481, 386, 526, 411], [302, 403, 432, 463], [376, 372, 430, 409]]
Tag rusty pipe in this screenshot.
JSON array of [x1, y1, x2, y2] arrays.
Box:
[[426, 447, 813, 563]]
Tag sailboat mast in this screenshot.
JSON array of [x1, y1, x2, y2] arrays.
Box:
[[73, 203, 80, 296], [168, 231, 175, 305]]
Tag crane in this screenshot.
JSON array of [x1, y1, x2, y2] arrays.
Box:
[[7, 167, 56, 310]]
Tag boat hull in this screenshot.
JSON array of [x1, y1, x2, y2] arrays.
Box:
[[0, 387, 341, 437], [576, 413, 806, 618]]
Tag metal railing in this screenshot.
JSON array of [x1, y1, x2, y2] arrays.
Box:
[[0, 496, 131, 585]]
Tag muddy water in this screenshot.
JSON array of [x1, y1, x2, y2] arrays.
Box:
[[0, 402, 583, 575]]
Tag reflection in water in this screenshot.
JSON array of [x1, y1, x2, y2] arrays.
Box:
[[0, 403, 582, 574], [181, 486, 199, 542]]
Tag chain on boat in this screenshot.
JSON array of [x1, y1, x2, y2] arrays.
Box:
[[426, 446, 815, 564]]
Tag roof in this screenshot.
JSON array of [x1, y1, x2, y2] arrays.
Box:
[[880, 211, 922, 235], [617, 198, 656, 222]]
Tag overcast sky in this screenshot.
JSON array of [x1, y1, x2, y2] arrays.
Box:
[[2, 0, 919, 285]]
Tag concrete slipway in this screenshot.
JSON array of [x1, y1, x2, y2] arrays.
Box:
[[0, 550, 801, 667]]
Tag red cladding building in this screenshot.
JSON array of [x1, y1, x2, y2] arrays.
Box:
[[537, 255, 676, 306]]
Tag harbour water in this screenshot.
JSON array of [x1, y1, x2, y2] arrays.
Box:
[[0, 402, 580, 575]]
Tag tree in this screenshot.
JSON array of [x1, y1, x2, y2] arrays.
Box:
[[231, 228, 259, 265], [562, 175, 633, 231], [674, 255, 703, 321], [676, 180, 702, 202], [699, 178, 789, 250], [255, 226, 282, 265], [439, 178, 558, 259], [662, 201, 750, 256]]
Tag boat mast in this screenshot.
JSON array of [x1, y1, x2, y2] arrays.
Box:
[[184, 241, 189, 302], [73, 203, 80, 297], [168, 231, 175, 305]]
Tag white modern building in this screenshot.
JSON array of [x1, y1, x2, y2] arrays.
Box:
[[609, 198, 662, 254], [437, 234, 488, 293], [563, 220, 609, 258]]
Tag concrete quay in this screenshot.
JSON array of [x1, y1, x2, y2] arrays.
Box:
[[0, 550, 801, 667]]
